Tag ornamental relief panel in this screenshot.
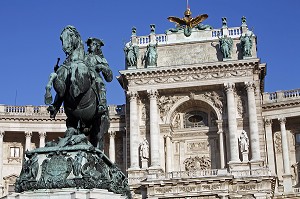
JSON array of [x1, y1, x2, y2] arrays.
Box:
[[183, 156, 211, 171], [187, 141, 209, 152], [274, 131, 282, 153], [128, 69, 252, 86], [158, 95, 182, 121], [236, 91, 247, 118]]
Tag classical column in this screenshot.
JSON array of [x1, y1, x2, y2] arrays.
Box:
[[0, 131, 4, 188], [224, 83, 240, 162], [147, 89, 160, 168], [165, 135, 173, 172], [25, 131, 32, 151], [38, 131, 46, 148], [245, 82, 261, 161], [278, 117, 291, 174], [109, 131, 116, 163], [279, 117, 293, 192], [128, 91, 139, 169], [217, 120, 225, 168], [264, 119, 276, 174]]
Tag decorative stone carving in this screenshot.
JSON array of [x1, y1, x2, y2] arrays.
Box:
[[203, 91, 223, 113], [187, 141, 209, 152], [183, 156, 211, 171], [127, 91, 138, 101], [274, 132, 282, 153], [172, 112, 181, 129], [130, 69, 252, 86], [236, 95, 246, 117], [158, 95, 180, 120]]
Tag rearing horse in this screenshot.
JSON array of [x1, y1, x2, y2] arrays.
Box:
[[45, 25, 108, 150]]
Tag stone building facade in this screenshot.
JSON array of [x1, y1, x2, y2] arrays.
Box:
[[0, 15, 300, 199]]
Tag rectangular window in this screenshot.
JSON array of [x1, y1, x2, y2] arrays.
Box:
[[10, 147, 20, 157]]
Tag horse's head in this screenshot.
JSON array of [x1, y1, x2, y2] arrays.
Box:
[[60, 25, 84, 61]]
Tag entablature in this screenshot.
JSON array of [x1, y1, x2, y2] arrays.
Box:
[[120, 59, 265, 92]]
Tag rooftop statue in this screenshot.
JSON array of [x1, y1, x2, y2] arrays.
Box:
[[124, 41, 139, 67], [218, 35, 233, 59], [167, 7, 208, 37], [240, 31, 253, 57]]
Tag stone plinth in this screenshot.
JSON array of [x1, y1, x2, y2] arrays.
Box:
[[2, 188, 126, 199], [14, 141, 130, 198]]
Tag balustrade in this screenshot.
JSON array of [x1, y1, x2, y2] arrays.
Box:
[[263, 88, 300, 104]]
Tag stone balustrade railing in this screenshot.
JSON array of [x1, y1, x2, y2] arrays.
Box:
[[136, 26, 243, 47], [263, 89, 300, 104], [0, 104, 125, 116]]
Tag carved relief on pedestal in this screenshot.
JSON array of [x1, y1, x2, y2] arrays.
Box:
[[274, 132, 282, 153], [183, 156, 211, 171]]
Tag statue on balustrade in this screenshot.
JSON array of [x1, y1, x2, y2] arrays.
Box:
[[124, 41, 139, 67], [218, 35, 233, 59], [143, 42, 158, 67], [240, 31, 253, 57], [239, 130, 249, 152]]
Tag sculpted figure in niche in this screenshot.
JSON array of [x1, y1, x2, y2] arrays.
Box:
[[240, 31, 253, 57], [124, 42, 139, 67], [239, 130, 249, 152], [143, 43, 158, 67], [218, 35, 233, 59], [140, 138, 149, 160]]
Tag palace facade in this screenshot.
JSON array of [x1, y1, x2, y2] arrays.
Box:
[[1, 14, 300, 199]]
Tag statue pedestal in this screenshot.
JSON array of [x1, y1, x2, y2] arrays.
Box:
[[2, 188, 126, 199], [14, 142, 130, 198], [141, 159, 148, 169], [242, 151, 249, 162]]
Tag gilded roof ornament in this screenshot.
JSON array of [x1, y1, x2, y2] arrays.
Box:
[[167, 6, 208, 37]]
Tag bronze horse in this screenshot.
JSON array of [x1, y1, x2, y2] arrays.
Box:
[[45, 25, 111, 150]]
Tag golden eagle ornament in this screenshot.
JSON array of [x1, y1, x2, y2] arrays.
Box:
[[167, 8, 208, 37]]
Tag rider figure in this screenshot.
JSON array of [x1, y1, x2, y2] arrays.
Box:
[[85, 37, 113, 114]]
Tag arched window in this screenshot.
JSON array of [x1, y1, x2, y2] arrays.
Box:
[[184, 111, 208, 128]]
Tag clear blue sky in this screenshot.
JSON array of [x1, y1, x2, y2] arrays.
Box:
[[0, 1, 299, 106]]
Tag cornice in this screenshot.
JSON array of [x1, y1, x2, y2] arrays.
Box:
[[120, 59, 261, 78], [262, 100, 300, 110]]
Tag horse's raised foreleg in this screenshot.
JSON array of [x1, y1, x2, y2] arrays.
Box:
[[44, 72, 57, 105]]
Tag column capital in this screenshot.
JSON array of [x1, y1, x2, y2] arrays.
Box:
[[147, 89, 159, 99], [264, 118, 273, 126], [38, 131, 47, 138], [245, 81, 255, 92], [25, 131, 32, 138], [127, 91, 138, 101], [216, 120, 223, 132], [278, 117, 287, 125], [109, 131, 116, 138], [224, 82, 235, 93]]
